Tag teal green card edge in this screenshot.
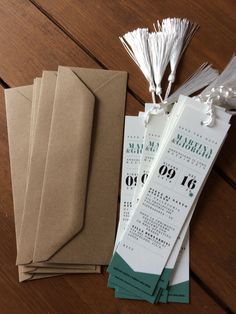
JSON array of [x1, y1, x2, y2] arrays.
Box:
[[108, 252, 160, 295], [168, 281, 189, 303], [158, 268, 172, 289], [115, 287, 163, 303], [113, 280, 189, 304], [109, 274, 161, 304], [158, 289, 169, 303], [109, 267, 172, 301], [115, 290, 143, 300], [108, 275, 115, 289]]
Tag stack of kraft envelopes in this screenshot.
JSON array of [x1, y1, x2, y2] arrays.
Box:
[[5, 67, 127, 281]]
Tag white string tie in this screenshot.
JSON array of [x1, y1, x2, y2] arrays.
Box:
[[144, 103, 166, 127]]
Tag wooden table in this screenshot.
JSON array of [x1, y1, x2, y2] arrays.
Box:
[[0, 1, 235, 313]]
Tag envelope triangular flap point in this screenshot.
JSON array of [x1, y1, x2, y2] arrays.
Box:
[[33, 67, 127, 265], [33, 67, 95, 263]]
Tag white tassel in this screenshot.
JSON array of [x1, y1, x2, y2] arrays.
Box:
[[148, 31, 176, 102], [166, 63, 219, 105], [157, 18, 199, 100], [119, 29, 156, 102]]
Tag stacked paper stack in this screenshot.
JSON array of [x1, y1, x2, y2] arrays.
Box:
[[108, 55, 235, 303], [5, 66, 127, 281], [107, 18, 235, 304]]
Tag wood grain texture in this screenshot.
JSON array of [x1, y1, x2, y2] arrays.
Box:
[[0, 0, 235, 312], [33, 0, 236, 181], [191, 171, 236, 311]]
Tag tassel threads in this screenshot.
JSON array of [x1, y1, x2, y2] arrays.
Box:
[[166, 63, 219, 105], [120, 27, 175, 103], [119, 29, 156, 102], [156, 18, 199, 100], [148, 31, 176, 102], [119, 18, 198, 104]]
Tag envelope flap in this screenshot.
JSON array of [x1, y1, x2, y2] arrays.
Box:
[[5, 85, 33, 103], [33, 67, 95, 262], [71, 67, 127, 93], [46, 68, 128, 265]]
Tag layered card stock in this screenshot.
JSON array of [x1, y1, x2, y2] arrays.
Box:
[[111, 107, 191, 303], [108, 17, 234, 305], [108, 95, 231, 303]]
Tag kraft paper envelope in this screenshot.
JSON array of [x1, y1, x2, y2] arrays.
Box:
[[7, 84, 100, 280], [29, 76, 100, 274], [5, 84, 100, 281], [17, 72, 98, 273], [5, 86, 33, 248], [17, 71, 58, 264], [33, 66, 127, 265], [23, 266, 99, 274], [5, 85, 99, 281], [27, 76, 100, 273], [4, 85, 47, 281], [21, 74, 99, 273]]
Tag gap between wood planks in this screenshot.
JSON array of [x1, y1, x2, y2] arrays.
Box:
[[191, 271, 234, 314], [0, 1, 233, 312], [13, 0, 236, 193], [28, 0, 236, 191]]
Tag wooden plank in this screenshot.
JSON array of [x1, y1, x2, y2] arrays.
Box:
[[216, 121, 236, 183], [191, 170, 236, 311], [0, 0, 233, 311], [0, 86, 225, 313], [0, 0, 100, 86], [33, 0, 236, 98], [32, 0, 236, 182], [0, 0, 142, 113], [63, 273, 226, 314]]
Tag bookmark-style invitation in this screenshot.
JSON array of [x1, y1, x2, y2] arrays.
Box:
[[109, 95, 230, 301], [108, 17, 235, 304]]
